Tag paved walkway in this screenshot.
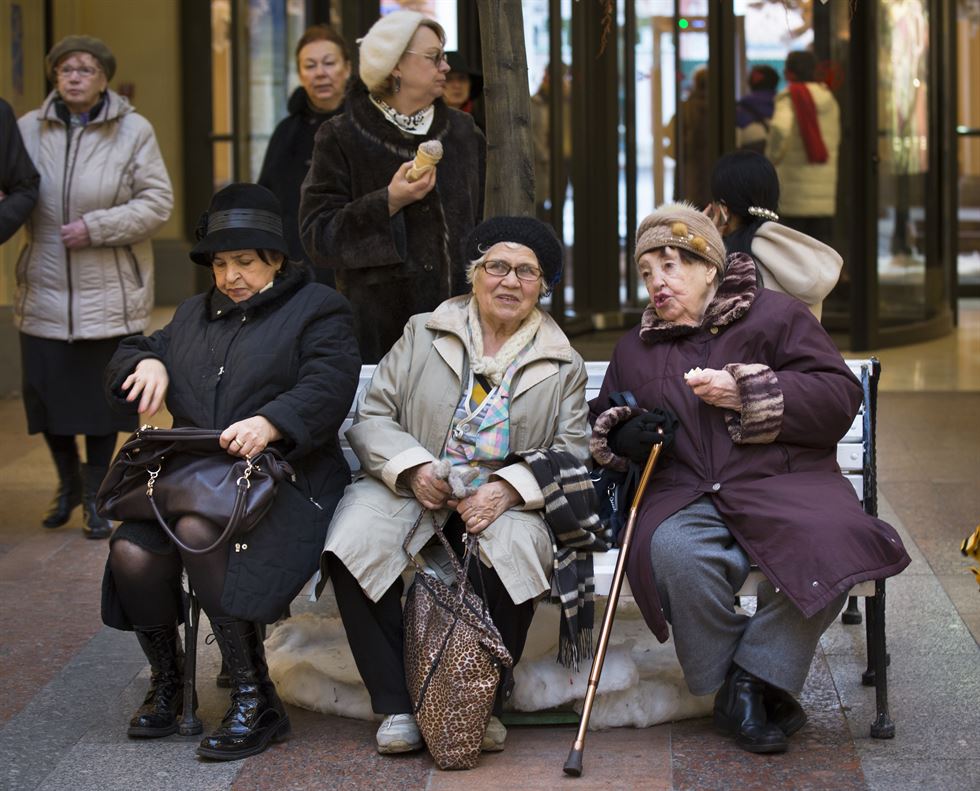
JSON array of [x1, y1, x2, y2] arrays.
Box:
[[1, 392, 977, 791]]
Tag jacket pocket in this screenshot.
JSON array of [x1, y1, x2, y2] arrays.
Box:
[[125, 246, 144, 288]]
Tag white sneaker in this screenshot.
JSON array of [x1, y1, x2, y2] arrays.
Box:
[[376, 713, 423, 754], [481, 715, 507, 752]]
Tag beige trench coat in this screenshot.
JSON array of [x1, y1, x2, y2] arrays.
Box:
[[320, 295, 590, 605]]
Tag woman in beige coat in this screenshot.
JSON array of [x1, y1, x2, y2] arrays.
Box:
[[321, 216, 590, 757], [16, 36, 173, 538]]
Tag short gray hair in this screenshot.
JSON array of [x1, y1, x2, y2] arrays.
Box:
[[466, 241, 549, 297]]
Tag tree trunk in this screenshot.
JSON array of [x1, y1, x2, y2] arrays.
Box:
[[476, 0, 535, 217]]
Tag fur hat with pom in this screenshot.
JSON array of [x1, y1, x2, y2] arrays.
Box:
[[634, 202, 726, 278]]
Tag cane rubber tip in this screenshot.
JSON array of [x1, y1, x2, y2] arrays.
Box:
[[563, 749, 583, 777]]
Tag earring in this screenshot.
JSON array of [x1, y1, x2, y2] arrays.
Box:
[[393, 75, 401, 94]]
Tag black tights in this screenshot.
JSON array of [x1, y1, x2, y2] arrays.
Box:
[[109, 516, 230, 627], [44, 431, 117, 468]]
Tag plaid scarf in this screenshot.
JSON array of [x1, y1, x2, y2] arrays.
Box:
[[506, 448, 610, 669]]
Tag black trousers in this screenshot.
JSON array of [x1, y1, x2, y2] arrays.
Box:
[[328, 515, 536, 716]]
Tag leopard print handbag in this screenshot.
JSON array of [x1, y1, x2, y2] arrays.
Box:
[[402, 510, 513, 770]]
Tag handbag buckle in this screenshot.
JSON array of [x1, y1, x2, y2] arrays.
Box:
[[145, 463, 161, 497], [236, 457, 255, 490]]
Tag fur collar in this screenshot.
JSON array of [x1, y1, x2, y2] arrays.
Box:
[[638, 251, 758, 344], [346, 80, 451, 161]]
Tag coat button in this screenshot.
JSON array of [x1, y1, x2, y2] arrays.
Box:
[[216, 310, 222, 316], [709, 327, 719, 335], [424, 264, 433, 271], [812, 580, 820, 587], [241, 315, 247, 322], [711, 482, 721, 491], [421, 205, 430, 213], [235, 543, 241, 552]]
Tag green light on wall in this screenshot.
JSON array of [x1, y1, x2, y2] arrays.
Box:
[[678, 18, 689, 29]]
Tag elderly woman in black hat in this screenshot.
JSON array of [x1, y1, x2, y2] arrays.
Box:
[[319, 216, 592, 757], [16, 34, 172, 539], [299, 10, 485, 364], [101, 183, 360, 761]]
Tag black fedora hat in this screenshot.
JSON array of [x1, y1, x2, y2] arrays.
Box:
[[444, 51, 483, 99], [190, 183, 290, 266]]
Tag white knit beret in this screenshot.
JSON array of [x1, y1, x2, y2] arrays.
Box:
[[357, 10, 426, 93]]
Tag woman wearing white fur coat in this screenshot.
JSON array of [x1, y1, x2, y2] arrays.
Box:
[[319, 216, 590, 757]]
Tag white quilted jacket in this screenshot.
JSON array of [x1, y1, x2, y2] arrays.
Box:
[[15, 90, 172, 340], [766, 82, 840, 218]]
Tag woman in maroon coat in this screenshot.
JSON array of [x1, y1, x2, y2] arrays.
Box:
[[590, 202, 909, 754]]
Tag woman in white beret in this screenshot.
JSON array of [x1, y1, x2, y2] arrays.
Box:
[[299, 10, 486, 364]]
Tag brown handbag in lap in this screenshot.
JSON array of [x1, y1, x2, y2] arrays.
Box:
[[402, 510, 513, 770], [96, 426, 294, 554]]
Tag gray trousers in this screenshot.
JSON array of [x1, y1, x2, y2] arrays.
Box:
[[650, 497, 846, 697]]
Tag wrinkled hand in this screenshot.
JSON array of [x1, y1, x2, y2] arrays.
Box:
[[121, 358, 169, 416], [60, 218, 91, 249], [609, 409, 678, 464], [220, 416, 282, 458], [686, 367, 742, 411], [405, 462, 453, 510], [387, 160, 436, 216], [455, 480, 522, 535]]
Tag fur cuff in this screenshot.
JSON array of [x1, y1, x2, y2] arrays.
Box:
[[723, 363, 783, 444], [590, 405, 642, 471]]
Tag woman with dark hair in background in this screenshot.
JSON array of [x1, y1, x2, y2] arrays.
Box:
[[766, 50, 840, 246], [735, 64, 778, 154], [442, 51, 485, 132], [259, 24, 352, 287], [705, 150, 842, 319]]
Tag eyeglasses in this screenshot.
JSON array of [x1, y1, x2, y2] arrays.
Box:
[[481, 260, 542, 282], [57, 65, 100, 78], [405, 49, 448, 67]]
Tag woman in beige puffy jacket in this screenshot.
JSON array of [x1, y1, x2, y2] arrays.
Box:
[[16, 35, 173, 538]]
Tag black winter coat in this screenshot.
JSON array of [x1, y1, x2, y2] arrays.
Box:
[[299, 80, 486, 363], [0, 97, 39, 244], [258, 87, 343, 286], [104, 265, 361, 623]]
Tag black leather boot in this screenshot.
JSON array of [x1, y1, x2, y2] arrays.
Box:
[[129, 625, 184, 738], [197, 618, 290, 761], [712, 665, 788, 753], [764, 684, 808, 736], [42, 448, 82, 528], [81, 463, 111, 539]]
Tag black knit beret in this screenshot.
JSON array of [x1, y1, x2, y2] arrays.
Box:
[[464, 216, 563, 288]]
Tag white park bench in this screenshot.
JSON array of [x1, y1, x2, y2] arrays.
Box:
[[335, 357, 895, 739]]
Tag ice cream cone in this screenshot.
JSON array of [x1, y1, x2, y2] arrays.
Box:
[[406, 140, 444, 182]]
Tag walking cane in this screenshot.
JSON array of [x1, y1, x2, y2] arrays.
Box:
[[564, 435, 664, 777]]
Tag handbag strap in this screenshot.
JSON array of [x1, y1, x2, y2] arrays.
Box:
[[402, 508, 482, 598], [147, 458, 255, 555]]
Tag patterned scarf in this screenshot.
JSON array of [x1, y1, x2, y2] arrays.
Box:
[[506, 448, 610, 669], [466, 297, 541, 387]]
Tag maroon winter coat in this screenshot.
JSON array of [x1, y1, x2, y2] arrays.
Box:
[[590, 253, 910, 641]]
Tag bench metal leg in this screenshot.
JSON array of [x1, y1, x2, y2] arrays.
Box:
[[178, 586, 203, 736], [841, 595, 862, 625], [867, 580, 895, 739]]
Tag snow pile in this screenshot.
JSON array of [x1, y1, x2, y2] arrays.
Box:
[[266, 599, 712, 728]]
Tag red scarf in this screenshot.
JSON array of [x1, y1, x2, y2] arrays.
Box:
[[788, 82, 828, 164]]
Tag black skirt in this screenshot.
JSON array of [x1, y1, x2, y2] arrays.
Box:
[[20, 332, 139, 436]]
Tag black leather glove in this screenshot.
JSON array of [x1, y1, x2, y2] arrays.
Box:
[[608, 409, 678, 464]]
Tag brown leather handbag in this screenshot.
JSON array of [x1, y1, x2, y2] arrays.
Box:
[[402, 510, 513, 770], [96, 426, 294, 554]]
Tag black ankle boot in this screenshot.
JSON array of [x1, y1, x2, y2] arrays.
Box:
[[81, 463, 111, 539], [42, 449, 82, 528], [129, 625, 184, 738], [197, 618, 290, 761], [713, 665, 788, 754], [764, 684, 808, 736]]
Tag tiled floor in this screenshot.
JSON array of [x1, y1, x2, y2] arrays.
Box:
[[1, 303, 977, 790]]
